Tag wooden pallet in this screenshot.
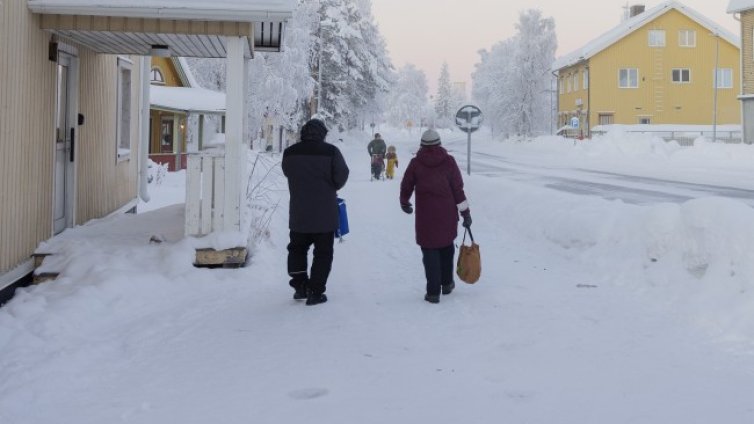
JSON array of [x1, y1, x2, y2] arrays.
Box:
[[194, 247, 248, 268]]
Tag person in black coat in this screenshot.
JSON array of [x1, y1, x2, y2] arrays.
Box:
[[281, 119, 349, 306]]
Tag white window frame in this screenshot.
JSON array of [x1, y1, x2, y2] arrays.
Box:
[[573, 73, 579, 91], [714, 68, 733, 89], [583, 69, 589, 90], [567, 75, 572, 93], [116, 57, 133, 162], [559, 77, 564, 94], [619, 68, 639, 88], [671, 68, 691, 84], [648, 30, 666, 47], [150, 67, 165, 85], [678, 30, 696, 47]]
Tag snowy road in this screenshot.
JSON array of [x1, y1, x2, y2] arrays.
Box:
[[2, 131, 754, 423], [442, 137, 754, 207]]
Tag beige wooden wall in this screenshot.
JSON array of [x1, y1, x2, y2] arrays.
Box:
[[0, 0, 57, 273], [1, 0, 142, 274], [76, 51, 141, 224]]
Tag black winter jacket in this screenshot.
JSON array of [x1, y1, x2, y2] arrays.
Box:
[[282, 138, 349, 233]]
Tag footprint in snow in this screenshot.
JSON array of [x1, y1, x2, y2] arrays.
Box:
[[289, 388, 330, 400]]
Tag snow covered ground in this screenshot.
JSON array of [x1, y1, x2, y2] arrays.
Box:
[[1, 128, 754, 423]]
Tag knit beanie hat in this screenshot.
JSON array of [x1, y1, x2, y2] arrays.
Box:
[[301, 119, 328, 142], [420, 129, 441, 146]]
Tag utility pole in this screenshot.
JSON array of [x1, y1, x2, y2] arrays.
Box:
[[712, 32, 720, 143]]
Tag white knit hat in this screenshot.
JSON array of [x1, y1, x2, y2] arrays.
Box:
[[420, 129, 441, 146]]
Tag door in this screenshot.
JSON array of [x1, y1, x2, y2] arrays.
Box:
[[53, 53, 77, 235]]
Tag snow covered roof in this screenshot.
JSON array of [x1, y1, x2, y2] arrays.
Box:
[[728, 0, 754, 13], [553, 1, 740, 71], [175, 58, 199, 88], [150, 86, 226, 115], [27, 0, 294, 22]]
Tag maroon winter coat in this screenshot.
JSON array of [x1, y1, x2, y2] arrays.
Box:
[[400, 146, 469, 248]]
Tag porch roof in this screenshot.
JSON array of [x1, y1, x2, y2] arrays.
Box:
[[150, 86, 226, 115], [28, 0, 295, 57]]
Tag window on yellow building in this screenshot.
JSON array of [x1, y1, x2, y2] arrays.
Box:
[[678, 30, 696, 47], [598, 114, 614, 125], [672, 68, 691, 83], [567, 76, 572, 93], [559, 78, 564, 94], [619, 68, 639, 88], [648, 30, 666, 47], [639, 117, 651, 125], [573, 73, 579, 91], [583, 69, 589, 90], [714, 68, 733, 89], [150, 67, 165, 85]]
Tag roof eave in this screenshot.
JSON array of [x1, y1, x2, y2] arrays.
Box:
[[27, 5, 293, 22]]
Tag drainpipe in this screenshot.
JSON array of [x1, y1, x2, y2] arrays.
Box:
[[139, 57, 151, 202], [551, 70, 559, 133]]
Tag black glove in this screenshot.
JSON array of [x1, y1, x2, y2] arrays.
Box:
[[401, 203, 413, 214], [461, 211, 472, 228]]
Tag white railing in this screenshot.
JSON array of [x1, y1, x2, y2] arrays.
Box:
[[185, 152, 226, 236]]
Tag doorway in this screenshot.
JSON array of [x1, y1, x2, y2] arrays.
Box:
[[53, 53, 78, 235]]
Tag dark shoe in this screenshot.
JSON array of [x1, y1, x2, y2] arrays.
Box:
[[424, 294, 440, 304], [442, 281, 455, 295], [290, 280, 308, 301], [293, 286, 308, 300], [306, 291, 328, 306]]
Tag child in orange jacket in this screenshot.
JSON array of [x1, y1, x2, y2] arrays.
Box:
[[385, 145, 399, 179]]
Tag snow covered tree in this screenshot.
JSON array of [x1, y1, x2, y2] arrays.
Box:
[[385, 64, 431, 129], [472, 9, 557, 137], [434, 62, 453, 127], [315, 0, 392, 131], [187, 0, 319, 138]]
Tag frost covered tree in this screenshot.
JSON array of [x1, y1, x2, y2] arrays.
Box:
[[315, 0, 392, 130], [186, 0, 319, 137], [385, 64, 431, 129], [472, 9, 557, 137], [434, 62, 453, 127]]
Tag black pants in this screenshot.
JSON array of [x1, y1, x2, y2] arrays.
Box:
[[287, 231, 335, 295], [421, 245, 455, 296]]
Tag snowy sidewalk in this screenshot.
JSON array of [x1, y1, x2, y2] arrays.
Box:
[[1, 132, 754, 423]]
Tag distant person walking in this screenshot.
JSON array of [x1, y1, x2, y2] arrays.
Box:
[[282, 119, 350, 306], [400, 129, 472, 304], [385, 145, 399, 179], [367, 133, 387, 180]]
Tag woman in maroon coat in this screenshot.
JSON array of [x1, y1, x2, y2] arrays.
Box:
[[400, 129, 472, 304]]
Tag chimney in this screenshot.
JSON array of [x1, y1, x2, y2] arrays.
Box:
[[630, 4, 646, 18]]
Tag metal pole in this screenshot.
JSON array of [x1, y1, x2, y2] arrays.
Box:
[[712, 33, 720, 143], [467, 109, 472, 175]]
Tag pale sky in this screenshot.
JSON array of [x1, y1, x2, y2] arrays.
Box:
[[371, 0, 739, 95]]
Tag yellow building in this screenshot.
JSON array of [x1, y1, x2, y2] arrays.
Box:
[[554, 1, 740, 136], [148, 57, 226, 171]]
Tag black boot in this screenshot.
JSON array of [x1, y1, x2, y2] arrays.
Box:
[[306, 290, 328, 306], [424, 294, 440, 304], [290, 280, 308, 301], [442, 281, 455, 295]]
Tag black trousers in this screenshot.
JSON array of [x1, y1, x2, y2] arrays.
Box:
[[287, 231, 335, 295], [421, 245, 455, 296]]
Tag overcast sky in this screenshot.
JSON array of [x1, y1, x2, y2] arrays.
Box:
[[371, 0, 739, 94]]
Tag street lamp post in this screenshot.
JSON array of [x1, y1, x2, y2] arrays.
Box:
[[712, 32, 720, 143]]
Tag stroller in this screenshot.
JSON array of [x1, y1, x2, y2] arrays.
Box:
[[370, 154, 385, 181]]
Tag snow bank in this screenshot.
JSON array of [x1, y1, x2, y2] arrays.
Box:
[[476, 176, 754, 342]]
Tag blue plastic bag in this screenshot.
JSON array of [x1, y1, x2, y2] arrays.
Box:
[[336, 197, 349, 238]]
